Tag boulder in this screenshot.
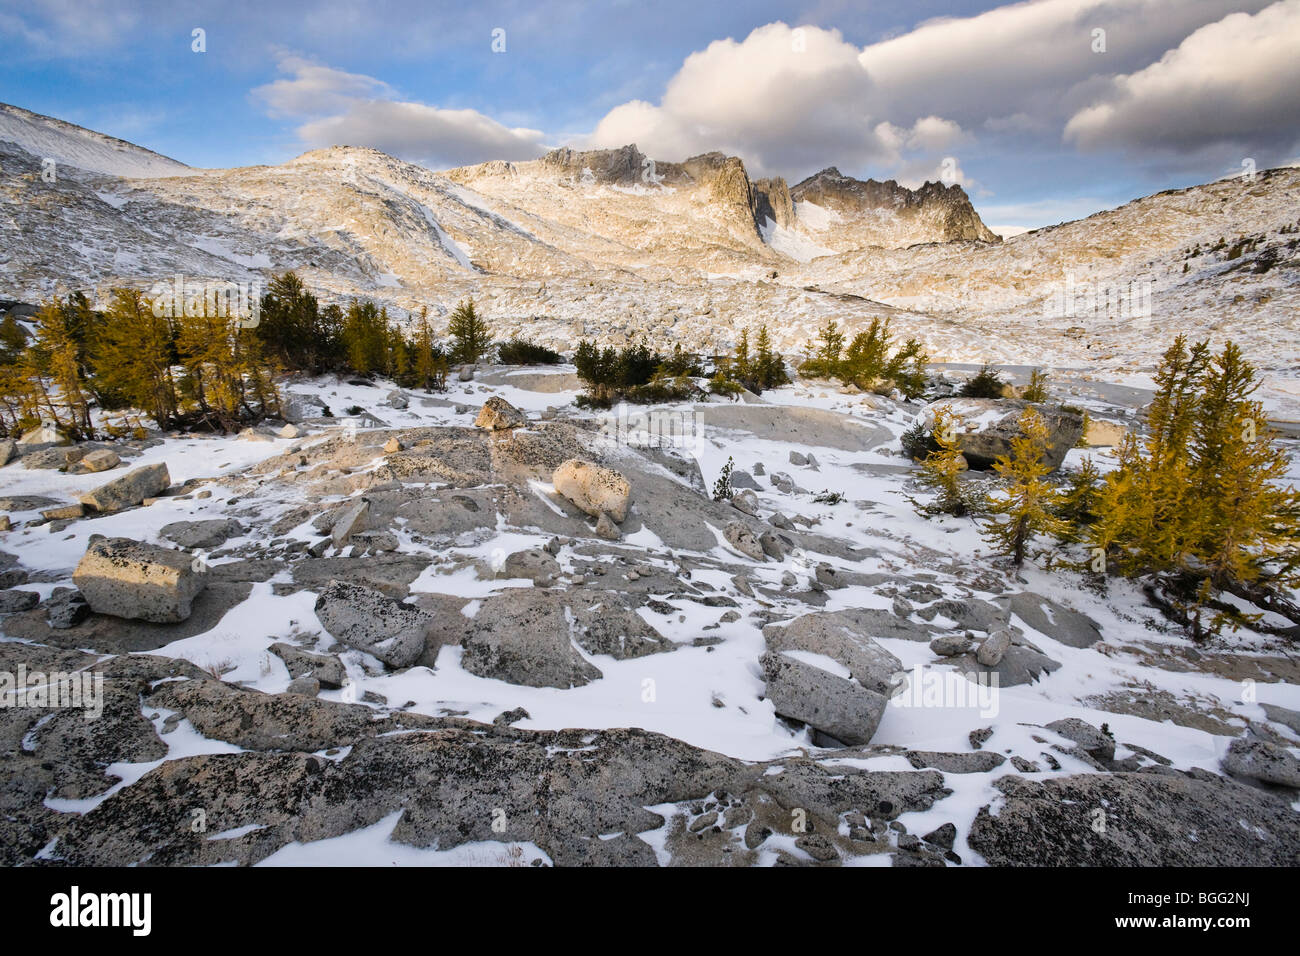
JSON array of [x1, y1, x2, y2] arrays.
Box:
[[761, 650, 888, 746], [79, 462, 170, 513], [920, 399, 1084, 471], [723, 521, 765, 560], [553, 459, 631, 523], [269, 642, 346, 689], [383, 437, 402, 454], [0, 589, 39, 613], [278, 423, 302, 439], [331, 498, 370, 547], [1083, 419, 1128, 447], [73, 448, 120, 474], [474, 396, 527, 431], [387, 390, 409, 410], [313, 581, 430, 669], [458, 364, 475, 382], [0, 440, 15, 466], [930, 633, 975, 657], [461, 589, 602, 688], [763, 611, 903, 697], [160, 518, 243, 550], [46, 589, 90, 629], [282, 393, 329, 422], [976, 629, 1013, 666], [594, 512, 620, 540], [41, 503, 84, 522], [1045, 718, 1116, 762], [16, 424, 69, 447], [72, 537, 207, 623], [1221, 738, 1300, 788], [731, 489, 760, 515], [502, 548, 560, 586]]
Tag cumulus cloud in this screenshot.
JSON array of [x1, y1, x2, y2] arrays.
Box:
[[252, 54, 548, 169], [587, 23, 893, 177], [585, 23, 974, 180], [582, 1, 1289, 182], [1064, 0, 1300, 153]]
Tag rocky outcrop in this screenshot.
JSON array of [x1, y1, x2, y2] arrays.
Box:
[[791, 167, 1000, 244], [753, 177, 795, 229], [968, 770, 1300, 865], [72, 537, 207, 623]]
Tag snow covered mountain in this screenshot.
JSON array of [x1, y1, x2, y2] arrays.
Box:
[[2, 102, 1298, 413]]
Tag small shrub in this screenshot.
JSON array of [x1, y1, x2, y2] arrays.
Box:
[[712, 457, 735, 501], [960, 364, 1006, 399], [497, 338, 562, 365]]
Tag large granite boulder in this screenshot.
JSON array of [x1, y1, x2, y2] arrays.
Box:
[[314, 581, 431, 669], [78, 462, 170, 513], [552, 458, 631, 523], [72, 537, 207, 623]]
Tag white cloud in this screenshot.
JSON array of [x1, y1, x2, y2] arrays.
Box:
[[584, 22, 965, 180], [581, 1, 1286, 182], [253, 54, 548, 169], [1065, 0, 1300, 153]]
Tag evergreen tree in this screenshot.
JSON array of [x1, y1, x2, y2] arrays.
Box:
[[982, 408, 1068, 566], [256, 271, 337, 373], [1022, 368, 1049, 403], [1190, 342, 1300, 593], [448, 298, 492, 364], [754, 325, 788, 390], [411, 308, 447, 391], [29, 301, 94, 439], [93, 289, 180, 428], [0, 315, 28, 366], [911, 406, 977, 517], [733, 328, 752, 387], [1054, 457, 1103, 540], [341, 301, 387, 374]]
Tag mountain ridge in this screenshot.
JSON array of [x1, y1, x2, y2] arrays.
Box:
[[2, 102, 1298, 413]]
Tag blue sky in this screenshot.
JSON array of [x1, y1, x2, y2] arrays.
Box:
[[3, 0, 1297, 229]]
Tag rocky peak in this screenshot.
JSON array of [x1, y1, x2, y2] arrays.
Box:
[[792, 168, 1000, 243], [753, 177, 795, 229]]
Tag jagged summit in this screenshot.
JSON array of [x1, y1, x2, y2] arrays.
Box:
[[791, 167, 1001, 244]]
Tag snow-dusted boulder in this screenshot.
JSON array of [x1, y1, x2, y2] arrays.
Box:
[[919, 398, 1084, 471], [552, 458, 631, 523]]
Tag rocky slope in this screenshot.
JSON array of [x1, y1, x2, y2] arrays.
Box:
[[1, 370, 1297, 866]]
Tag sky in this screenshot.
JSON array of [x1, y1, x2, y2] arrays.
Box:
[[2, 0, 1298, 231]]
